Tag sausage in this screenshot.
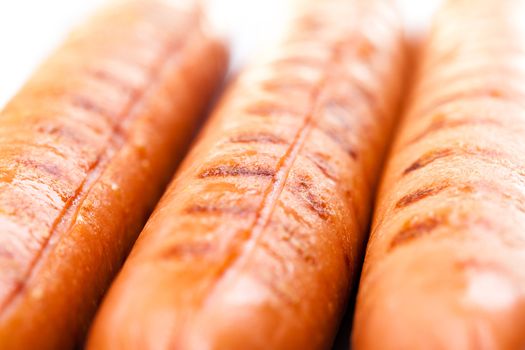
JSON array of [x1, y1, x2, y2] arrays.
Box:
[[87, 0, 405, 349], [352, 0, 525, 348], [0, 1, 228, 348]]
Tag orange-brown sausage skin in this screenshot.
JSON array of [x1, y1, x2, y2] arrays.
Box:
[[88, 0, 405, 349], [0, 1, 228, 348], [353, 0, 525, 349]]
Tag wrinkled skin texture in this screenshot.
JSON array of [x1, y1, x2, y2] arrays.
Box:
[[87, 0, 405, 349], [353, 0, 525, 349], [0, 1, 228, 348]]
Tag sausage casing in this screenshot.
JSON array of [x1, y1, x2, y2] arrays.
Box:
[[0, 1, 227, 348], [89, 0, 405, 349], [353, 0, 525, 348]]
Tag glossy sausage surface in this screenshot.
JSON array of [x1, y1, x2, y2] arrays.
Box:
[[88, 1, 406, 349], [0, 1, 227, 348], [353, 0, 525, 348]]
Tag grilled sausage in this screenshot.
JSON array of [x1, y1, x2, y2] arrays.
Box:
[[0, 1, 227, 348], [87, 0, 405, 349], [352, 0, 525, 348]]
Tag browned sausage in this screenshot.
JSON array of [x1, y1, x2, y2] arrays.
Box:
[[352, 0, 525, 348], [0, 1, 227, 348], [87, 0, 406, 349]]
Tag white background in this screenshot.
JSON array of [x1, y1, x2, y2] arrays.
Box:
[[0, 0, 441, 108]]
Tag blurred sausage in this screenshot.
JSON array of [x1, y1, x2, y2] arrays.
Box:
[[353, 0, 525, 348]]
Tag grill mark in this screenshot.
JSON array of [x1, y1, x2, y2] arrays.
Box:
[[244, 101, 301, 117], [70, 95, 113, 120], [184, 204, 254, 216], [323, 98, 350, 119], [199, 164, 276, 178], [283, 236, 317, 265], [390, 178, 525, 252], [291, 175, 330, 220], [395, 183, 450, 209], [0, 141, 68, 160], [398, 180, 525, 215], [255, 272, 297, 307], [281, 202, 314, 228], [37, 122, 100, 150], [260, 241, 287, 267], [389, 215, 447, 251], [500, 192, 525, 214], [230, 133, 286, 145], [403, 148, 453, 174], [412, 88, 525, 120], [320, 94, 375, 143], [423, 43, 525, 71], [18, 158, 67, 181], [36, 124, 61, 136], [296, 248, 317, 265], [318, 125, 358, 160], [306, 152, 337, 181], [0, 29, 189, 314], [88, 68, 139, 95], [321, 98, 355, 130], [406, 115, 503, 146], [160, 241, 212, 260], [276, 222, 318, 264], [37, 124, 71, 140], [403, 147, 503, 175], [304, 192, 330, 219], [422, 66, 525, 93], [341, 74, 381, 119]]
